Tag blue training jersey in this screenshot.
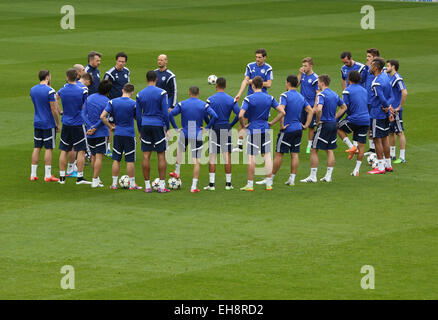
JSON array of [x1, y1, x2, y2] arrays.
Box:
[[155, 68, 177, 108], [342, 84, 370, 126], [388, 72, 406, 110], [280, 89, 310, 133], [81, 93, 110, 138], [136, 85, 169, 132], [57, 83, 87, 126], [300, 72, 318, 106], [104, 67, 130, 99], [317, 88, 344, 123], [76, 80, 89, 99], [84, 64, 100, 95], [169, 97, 218, 140], [206, 92, 240, 129], [241, 92, 279, 134], [245, 62, 273, 95], [341, 61, 367, 87], [30, 84, 56, 129], [370, 72, 392, 120], [105, 97, 136, 137]]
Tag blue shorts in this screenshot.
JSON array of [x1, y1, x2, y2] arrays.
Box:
[[301, 110, 316, 128], [112, 135, 136, 162], [179, 137, 203, 159], [371, 118, 390, 138], [209, 126, 232, 154], [34, 128, 56, 149], [59, 124, 87, 152], [276, 130, 302, 153], [312, 122, 337, 150], [246, 131, 271, 156], [337, 119, 369, 144], [140, 125, 167, 152], [87, 137, 108, 155], [389, 110, 404, 134]]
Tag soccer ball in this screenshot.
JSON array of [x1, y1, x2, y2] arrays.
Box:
[[152, 178, 160, 191], [207, 74, 217, 85], [168, 177, 181, 190], [371, 160, 379, 169], [119, 175, 130, 189], [367, 153, 377, 166]]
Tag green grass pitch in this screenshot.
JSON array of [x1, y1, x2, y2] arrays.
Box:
[[0, 0, 437, 299]]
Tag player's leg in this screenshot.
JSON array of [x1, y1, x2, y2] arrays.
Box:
[[30, 147, 41, 180], [389, 132, 396, 160], [111, 160, 121, 189], [306, 127, 315, 154], [287, 152, 299, 185], [382, 135, 392, 171], [273, 152, 284, 177], [58, 150, 68, 184], [223, 152, 233, 190], [205, 130, 218, 190], [233, 121, 245, 152], [91, 153, 103, 186], [123, 136, 140, 190], [157, 151, 169, 192], [351, 126, 368, 176], [106, 129, 113, 157], [320, 150, 335, 182], [395, 132, 406, 163], [263, 152, 273, 190], [301, 147, 318, 183], [190, 139, 202, 193], [142, 151, 151, 187], [66, 150, 77, 177]]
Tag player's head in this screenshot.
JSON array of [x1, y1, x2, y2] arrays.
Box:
[[38, 70, 50, 83], [189, 86, 199, 97], [366, 48, 380, 65], [98, 79, 112, 97], [252, 76, 264, 90], [66, 68, 78, 83], [386, 59, 399, 74], [146, 70, 157, 83], [158, 54, 168, 69], [216, 77, 226, 90], [348, 70, 361, 84], [340, 51, 353, 67], [88, 51, 102, 68], [301, 57, 314, 73], [80, 72, 93, 87], [371, 57, 385, 75], [255, 48, 267, 66], [286, 74, 298, 89], [115, 52, 128, 70], [122, 83, 135, 96], [317, 74, 330, 90]]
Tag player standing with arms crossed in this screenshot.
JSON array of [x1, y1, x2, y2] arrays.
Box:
[[155, 54, 177, 112], [85, 51, 101, 95]]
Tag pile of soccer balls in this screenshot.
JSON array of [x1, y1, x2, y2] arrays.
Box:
[[367, 153, 379, 169], [151, 177, 182, 191]]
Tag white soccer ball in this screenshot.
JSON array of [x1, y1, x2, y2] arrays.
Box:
[[371, 160, 379, 169], [207, 74, 217, 85], [168, 177, 181, 190], [152, 178, 160, 191], [119, 175, 130, 189], [367, 153, 377, 166]]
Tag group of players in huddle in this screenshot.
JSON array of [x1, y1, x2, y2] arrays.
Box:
[[29, 48, 407, 192]]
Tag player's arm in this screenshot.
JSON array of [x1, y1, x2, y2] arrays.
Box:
[[99, 110, 114, 131], [49, 101, 60, 132], [303, 104, 313, 129], [341, 79, 346, 91], [135, 95, 142, 134], [235, 76, 250, 102], [374, 85, 390, 112], [229, 101, 240, 128], [80, 101, 93, 129], [315, 93, 324, 125], [55, 93, 63, 115], [263, 79, 272, 89], [297, 68, 304, 87], [397, 89, 407, 112], [263, 68, 273, 89], [168, 103, 181, 129], [336, 90, 349, 120], [205, 106, 218, 129], [161, 92, 170, 131], [269, 104, 285, 127], [167, 76, 177, 110]]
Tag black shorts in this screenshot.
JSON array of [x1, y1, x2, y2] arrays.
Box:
[[87, 136, 108, 155], [246, 131, 271, 156], [140, 125, 167, 152], [34, 128, 56, 149], [371, 118, 390, 138], [276, 130, 302, 153], [179, 137, 203, 159], [312, 122, 337, 150], [389, 110, 404, 134], [338, 119, 369, 144], [59, 124, 87, 152], [209, 126, 232, 154], [112, 135, 136, 162]]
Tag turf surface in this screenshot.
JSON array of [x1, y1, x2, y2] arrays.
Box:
[[0, 0, 437, 299]]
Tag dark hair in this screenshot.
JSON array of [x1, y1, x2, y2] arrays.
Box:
[[98, 80, 112, 96], [386, 59, 399, 71], [189, 86, 199, 96], [367, 48, 380, 57], [252, 76, 263, 89], [318, 74, 331, 86], [115, 52, 128, 61], [81, 72, 93, 86], [372, 57, 385, 71], [123, 83, 134, 93], [255, 48, 267, 57], [286, 74, 298, 87], [66, 68, 78, 82], [340, 51, 352, 59], [88, 51, 101, 62], [302, 57, 314, 66], [348, 70, 361, 84], [146, 70, 157, 82], [216, 77, 226, 89], [39, 70, 50, 81]]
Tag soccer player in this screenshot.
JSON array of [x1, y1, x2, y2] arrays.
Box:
[[367, 58, 393, 175], [29, 70, 60, 182], [77, 72, 93, 90], [136, 71, 170, 193], [238, 76, 285, 191], [73, 64, 86, 79], [169, 86, 218, 193], [100, 83, 142, 190], [81, 80, 112, 188], [336, 71, 370, 176], [233, 48, 273, 152], [297, 57, 318, 154], [56, 68, 90, 184], [340, 51, 367, 90], [155, 54, 177, 112], [257, 75, 312, 186], [84, 51, 101, 95], [301, 74, 346, 183], [386, 59, 408, 163], [201, 77, 239, 191]]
